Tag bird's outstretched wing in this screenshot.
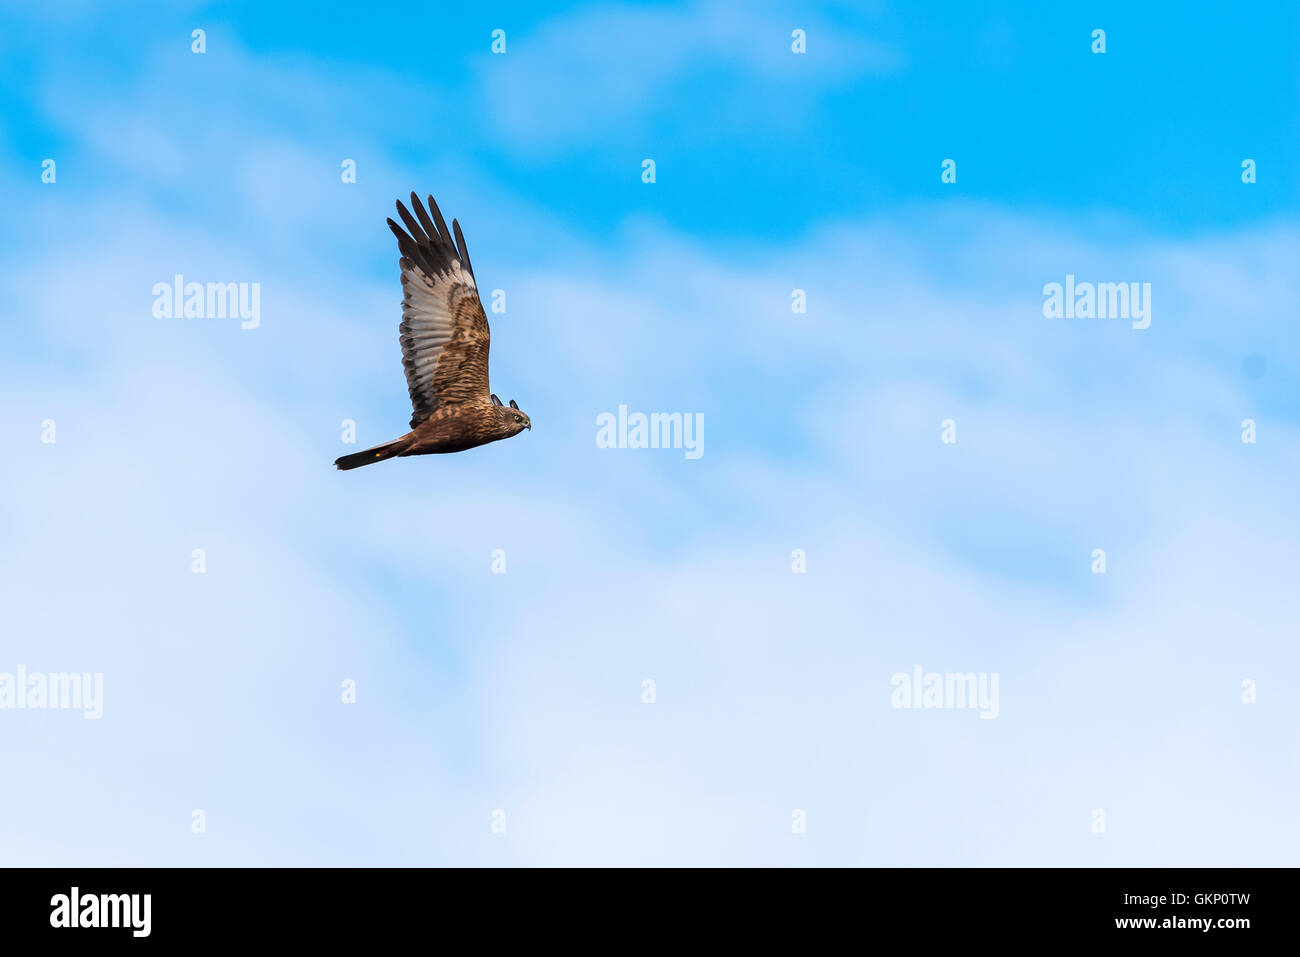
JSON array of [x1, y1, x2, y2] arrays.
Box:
[[387, 192, 490, 428]]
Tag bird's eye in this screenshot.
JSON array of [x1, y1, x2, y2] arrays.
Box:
[[514, 415, 523, 423]]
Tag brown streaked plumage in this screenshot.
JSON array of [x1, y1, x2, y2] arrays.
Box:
[[335, 192, 530, 471]]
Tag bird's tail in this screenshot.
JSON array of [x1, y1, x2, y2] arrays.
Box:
[[334, 435, 412, 471]]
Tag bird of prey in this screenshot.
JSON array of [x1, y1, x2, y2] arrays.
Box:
[[335, 192, 530, 470]]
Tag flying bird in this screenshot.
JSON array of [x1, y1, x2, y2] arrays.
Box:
[[335, 192, 530, 470]]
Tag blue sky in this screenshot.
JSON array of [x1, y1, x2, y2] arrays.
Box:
[[1, 1, 1298, 865]]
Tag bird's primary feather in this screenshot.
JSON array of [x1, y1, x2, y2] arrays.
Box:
[[388, 192, 491, 429]]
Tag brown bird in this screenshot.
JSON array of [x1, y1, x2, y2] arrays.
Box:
[[335, 192, 530, 470]]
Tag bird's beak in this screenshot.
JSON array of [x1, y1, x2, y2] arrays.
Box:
[[526, 423, 531, 430]]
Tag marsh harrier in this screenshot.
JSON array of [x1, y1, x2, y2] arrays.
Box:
[[335, 192, 529, 470]]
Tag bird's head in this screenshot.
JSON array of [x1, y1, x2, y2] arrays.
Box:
[[491, 394, 531, 436]]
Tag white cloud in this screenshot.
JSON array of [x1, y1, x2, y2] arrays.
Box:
[[4, 173, 1298, 864], [479, 0, 902, 152]]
